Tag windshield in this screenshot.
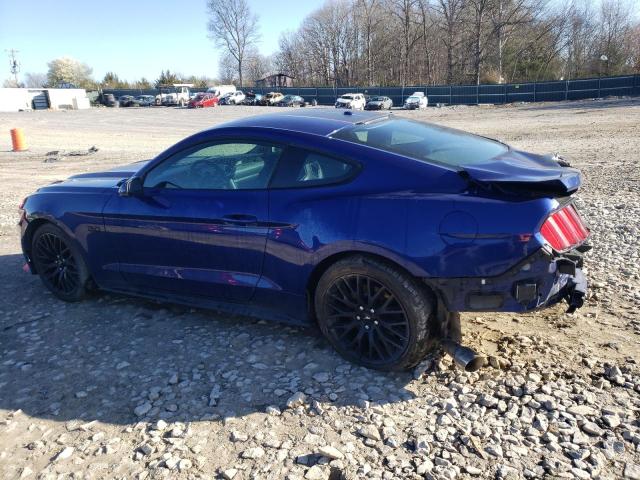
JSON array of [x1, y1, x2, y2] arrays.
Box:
[[407, 96, 420, 102], [340, 95, 354, 100], [370, 97, 384, 101], [330, 118, 508, 168]]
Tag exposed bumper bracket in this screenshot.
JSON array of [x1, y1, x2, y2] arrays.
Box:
[[565, 268, 587, 313]]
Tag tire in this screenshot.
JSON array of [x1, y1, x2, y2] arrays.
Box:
[[315, 255, 437, 371], [31, 223, 89, 302]]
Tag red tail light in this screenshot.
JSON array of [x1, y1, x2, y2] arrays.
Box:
[[540, 204, 589, 252]]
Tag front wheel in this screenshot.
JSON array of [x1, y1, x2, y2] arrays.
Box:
[[31, 223, 89, 302], [315, 255, 436, 371]]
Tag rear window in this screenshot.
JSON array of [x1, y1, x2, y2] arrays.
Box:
[[270, 149, 356, 188], [331, 118, 508, 168]]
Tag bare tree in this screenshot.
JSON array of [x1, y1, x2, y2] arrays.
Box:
[[244, 49, 272, 85], [271, 0, 639, 86], [626, 22, 640, 73], [389, 0, 423, 86], [357, 0, 383, 85], [417, 0, 440, 84], [468, 0, 493, 84], [218, 53, 239, 84], [492, 0, 546, 82], [207, 0, 260, 87], [435, 0, 467, 84], [24, 72, 48, 88], [596, 0, 634, 75]]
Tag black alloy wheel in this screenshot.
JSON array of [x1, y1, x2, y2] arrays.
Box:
[[324, 274, 410, 366], [315, 255, 436, 371], [31, 224, 89, 302]]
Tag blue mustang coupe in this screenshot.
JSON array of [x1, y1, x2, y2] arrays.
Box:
[[19, 110, 589, 371]]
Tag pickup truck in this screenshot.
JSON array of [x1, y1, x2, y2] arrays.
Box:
[[155, 84, 193, 107]]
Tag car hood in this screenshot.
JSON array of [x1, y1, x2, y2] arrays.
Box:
[[336, 99, 352, 104], [461, 150, 581, 196], [39, 160, 151, 192]]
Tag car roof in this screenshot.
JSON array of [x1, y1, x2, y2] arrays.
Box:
[[220, 110, 390, 137]]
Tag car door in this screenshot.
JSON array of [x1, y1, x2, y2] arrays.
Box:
[[103, 139, 283, 302], [253, 147, 362, 320]]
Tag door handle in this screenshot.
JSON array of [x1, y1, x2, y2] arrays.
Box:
[[222, 214, 258, 225]]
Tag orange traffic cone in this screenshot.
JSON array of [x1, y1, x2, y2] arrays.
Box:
[[11, 128, 27, 152]]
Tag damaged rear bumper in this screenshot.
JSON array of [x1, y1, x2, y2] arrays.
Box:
[[427, 247, 588, 313]]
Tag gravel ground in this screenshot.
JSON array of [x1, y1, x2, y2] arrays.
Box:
[[0, 100, 639, 480]]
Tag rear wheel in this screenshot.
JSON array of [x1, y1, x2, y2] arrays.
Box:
[[31, 224, 89, 302], [315, 255, 436, 371]]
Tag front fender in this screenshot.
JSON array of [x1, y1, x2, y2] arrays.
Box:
[[20, 191, 114, 284]]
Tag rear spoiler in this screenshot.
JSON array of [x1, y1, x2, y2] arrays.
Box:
[[459, 151, 582, 198]]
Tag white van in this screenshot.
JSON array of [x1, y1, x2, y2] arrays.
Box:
[[207, 85, 237, 98]]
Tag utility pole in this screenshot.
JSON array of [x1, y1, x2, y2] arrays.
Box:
[[6, 49, 20, 85]]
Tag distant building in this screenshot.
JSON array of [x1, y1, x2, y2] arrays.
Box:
[[255, 73, 295, 88]]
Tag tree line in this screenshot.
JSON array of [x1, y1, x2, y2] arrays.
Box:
[[5, 0, 639, 90], [272, 0, 639, 87], [5, 60, 219, 91]]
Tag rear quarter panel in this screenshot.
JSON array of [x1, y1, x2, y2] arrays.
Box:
[[260, 132, 557, 314]]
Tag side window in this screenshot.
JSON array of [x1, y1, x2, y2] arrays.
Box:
[[271, 149, 357, 188], [143, 141, 283, 190]]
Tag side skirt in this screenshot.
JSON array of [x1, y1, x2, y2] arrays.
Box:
[[97, 286, 310, 327]]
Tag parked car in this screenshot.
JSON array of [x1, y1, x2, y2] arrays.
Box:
[[135, 95, 155, 107], [335, 93, 366, 110], [100, 93, 119, 107], [404, 92, 428, 109], [275, 95, 305, 107], [242, 92, 263, 105], [118, 95, 139, 107], [188, 92, 219, 108], [223, 91, 245, 105], [18, 110, 589, 372], [260, 92, 284, 105], [207, 85, 236, 99], [218, 93, 235, 105], [365, 96, 393, 110]]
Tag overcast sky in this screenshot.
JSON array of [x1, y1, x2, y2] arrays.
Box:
[[0, 0, 321, 84]]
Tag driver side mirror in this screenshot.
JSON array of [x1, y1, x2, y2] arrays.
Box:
[[118, 176, 144, 197]]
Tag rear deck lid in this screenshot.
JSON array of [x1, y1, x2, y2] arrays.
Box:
[[461, 150, 582, 196]]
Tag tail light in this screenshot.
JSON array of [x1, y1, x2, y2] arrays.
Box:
[[18, 197, 27, 211], [540, 204, 589, 252]]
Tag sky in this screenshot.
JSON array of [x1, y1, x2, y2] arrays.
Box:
[[0, 0, 322, 84]]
